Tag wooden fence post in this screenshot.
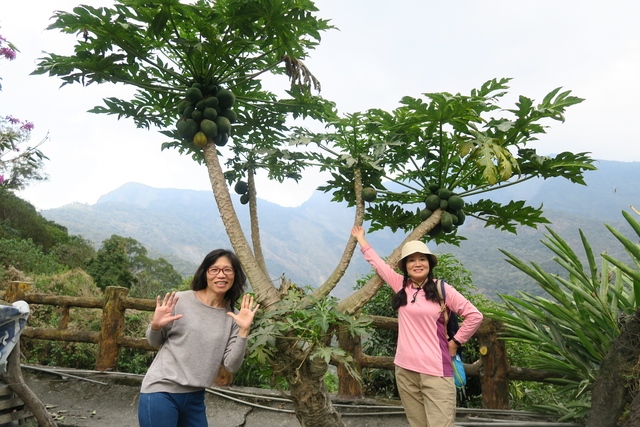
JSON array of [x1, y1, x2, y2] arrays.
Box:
[[95, 286, 128, 371], [476, 318, 510, 409], [337, 330, 363, 398], [3, 282, 31, 304]]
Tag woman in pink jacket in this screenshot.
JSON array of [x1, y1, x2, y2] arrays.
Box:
[[351, 226, 483, 427]]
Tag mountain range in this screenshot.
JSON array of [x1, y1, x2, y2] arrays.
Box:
[[40, 159, 640, 300]]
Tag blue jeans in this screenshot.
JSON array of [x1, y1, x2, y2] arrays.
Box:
[[138, 390, 207, 427]]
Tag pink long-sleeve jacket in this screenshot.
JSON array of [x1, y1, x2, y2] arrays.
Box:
[[361, 243, 483, 377]]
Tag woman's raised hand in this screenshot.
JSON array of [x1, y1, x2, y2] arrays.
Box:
[[351, 226, 368, 246], [151, 292, 184, 331], [227, 293, 260, 337]]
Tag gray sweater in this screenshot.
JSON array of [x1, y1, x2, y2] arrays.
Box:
[[140, 290, 248, 394]]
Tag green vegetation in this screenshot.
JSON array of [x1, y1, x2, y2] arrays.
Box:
[[85, 235, 182, 297], [0, 189, 68, 251], [486, 210, 640, 423], [0, 191, 183, 373], [247, 288, 370, 390]]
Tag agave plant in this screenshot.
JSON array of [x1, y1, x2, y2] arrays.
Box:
[[486, 210, 640, 421]]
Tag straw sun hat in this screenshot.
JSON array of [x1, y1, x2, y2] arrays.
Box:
[[396, 241, 438, 272]]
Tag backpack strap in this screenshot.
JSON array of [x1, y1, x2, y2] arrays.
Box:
[[436, 279, 449, 326]]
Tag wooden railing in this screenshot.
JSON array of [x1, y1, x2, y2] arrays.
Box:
[[2, 283, 570, 409]]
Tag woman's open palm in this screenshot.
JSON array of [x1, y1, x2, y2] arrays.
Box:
[[227, 294, 259, 331], [151, 292, 183, 330]]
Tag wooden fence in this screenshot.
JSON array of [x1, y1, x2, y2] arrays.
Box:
[[2, 282, 569, 409]]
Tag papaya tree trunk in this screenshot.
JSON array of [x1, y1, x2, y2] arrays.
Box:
[[311, 169, 365, 300], [587, 308, 640, 427], [626, 389, 640, 427], [278, 338, 345, 427], [203, 142, 281, 309], [246, 168, 270, 277]]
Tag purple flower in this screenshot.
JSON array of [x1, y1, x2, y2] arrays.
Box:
[[0, 47, 16, 60], [20, 122, 34, 131], [5, 115, 20, 124], [0, 175, 4, 185]]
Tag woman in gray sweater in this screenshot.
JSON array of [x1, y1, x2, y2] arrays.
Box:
[[138, 249, 259, 427]]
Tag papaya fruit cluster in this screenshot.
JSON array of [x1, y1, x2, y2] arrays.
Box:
[[234, 180, 249, 205], [360, 185, 466, 237], [421, 185, 466, 236], [176, 83, 237, 148]]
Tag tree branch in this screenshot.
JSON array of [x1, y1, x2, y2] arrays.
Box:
[[337, 210, 443, 315]]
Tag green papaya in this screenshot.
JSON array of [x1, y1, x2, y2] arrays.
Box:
[[440, 212, 453, 232], [203, 107, 218, 121], [220, 109, 238, 124], [437, 188, 452, 200], [215, 116, 232, 135], [199, 119, 218, 138], [448, 195, 464, 211], [182, 105, 195, 119], [176, 119, 190, 140], [419, 208, 433, 221], [216, 89, 235, 109], [179, 118, 198, 141], [428, 184, 440, 194], [204, 96, 219, 108], [216, 133, 229, 147], [191, 109, 204, 123], [234, 180, 248, 195], [456, 210, 466, 225], [439, 199, 448, 210], [362, 187, 377, 202], [185, 87, 203, 104], [428, 223, 442, 237], [240, 193, 250, 205], [425, 194, 441, 211], [195, 99, 207, 111], [177, 100, 190, 115]]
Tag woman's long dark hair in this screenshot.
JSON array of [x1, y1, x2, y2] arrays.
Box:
[[392, 256, 438, 310], [190, 249, 247, 310]]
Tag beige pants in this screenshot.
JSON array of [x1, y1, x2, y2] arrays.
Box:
[[395, 366, 456, 427]]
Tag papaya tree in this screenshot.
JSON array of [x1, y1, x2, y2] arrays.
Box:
[[300, 79, 596, 314], [33, 1, 597, 426]]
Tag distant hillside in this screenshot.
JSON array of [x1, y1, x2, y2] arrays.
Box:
[[41, 159, 640, 300]]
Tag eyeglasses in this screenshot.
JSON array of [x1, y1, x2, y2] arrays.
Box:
[[207, 267, 234, 276]]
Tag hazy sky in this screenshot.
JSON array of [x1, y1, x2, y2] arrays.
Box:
[[2, 1, 639, 210]]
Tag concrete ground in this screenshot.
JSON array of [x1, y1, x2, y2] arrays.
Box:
[[20, 368, 409, 427], [17, 367, 579, 427]]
